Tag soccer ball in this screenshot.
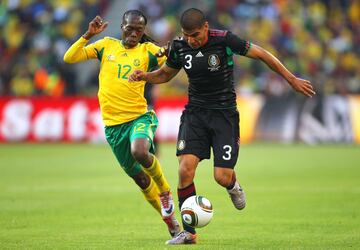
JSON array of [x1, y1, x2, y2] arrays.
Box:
[[180, 195, 213, 228]]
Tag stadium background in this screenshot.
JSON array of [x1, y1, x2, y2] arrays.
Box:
[[0, 0, 359, 144]]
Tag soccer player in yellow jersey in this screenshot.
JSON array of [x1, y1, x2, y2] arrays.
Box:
[[63, 10, 181, 238]]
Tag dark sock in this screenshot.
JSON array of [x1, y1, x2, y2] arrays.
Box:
[[178, 183, 196, 234], [226, 173, 236, 190]]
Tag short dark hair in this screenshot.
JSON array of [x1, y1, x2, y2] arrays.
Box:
[[122, 10, 147, 25], [180, 8, 206, 30]]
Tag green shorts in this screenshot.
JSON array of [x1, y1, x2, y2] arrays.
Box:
[[105, 110, 158, 177]]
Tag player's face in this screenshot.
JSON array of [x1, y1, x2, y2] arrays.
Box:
[[121, 14, 146, 48], [182, 22, 209, 49]]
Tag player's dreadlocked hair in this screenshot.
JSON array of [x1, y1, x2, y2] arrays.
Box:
[[180, 8, 206, 30], [122, 10, 157, 44]]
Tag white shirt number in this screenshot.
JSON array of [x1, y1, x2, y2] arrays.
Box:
[[184, 55, 192, 69], [222, 145, 232, 160]]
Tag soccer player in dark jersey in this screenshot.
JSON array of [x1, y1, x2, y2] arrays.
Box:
[[129, 8, 316, 244]]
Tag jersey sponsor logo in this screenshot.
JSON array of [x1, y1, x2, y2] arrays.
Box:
[[133, 59, 140, 66], [195, 51, 204, 57], [178, 140, 186, 150], [120, 52, 128, 57], [107, 55, 115, 61], [208, 54, 220, 71]]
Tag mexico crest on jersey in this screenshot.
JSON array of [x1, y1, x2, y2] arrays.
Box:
[[208, 54, 220, 71], [178, 140, 186, 150]]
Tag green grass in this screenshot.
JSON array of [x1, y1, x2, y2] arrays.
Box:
[[0, 143, 359, 249]]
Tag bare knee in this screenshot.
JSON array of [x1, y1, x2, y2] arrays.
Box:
[[214, 167, 234, 187], [131, 138, 152, 166], [131, 146, 147, 162]]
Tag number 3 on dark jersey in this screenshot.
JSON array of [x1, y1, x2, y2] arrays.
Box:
[[184, 55, 192, 69], [223, 145, 232, 160]]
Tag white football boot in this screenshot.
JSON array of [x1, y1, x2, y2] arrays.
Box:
[[227, 182, 246, 210], [160, 191, 181, 237], [165, 230, 197, 245]]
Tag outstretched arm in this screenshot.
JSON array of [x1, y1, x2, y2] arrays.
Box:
[[129, 64, 180, 84], [63, 16, 108, 63], [246, 44, 316, 97]]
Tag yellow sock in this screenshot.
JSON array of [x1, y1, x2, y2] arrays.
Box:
[[143, 155, 171, 193], [140, 178, 161, 215]]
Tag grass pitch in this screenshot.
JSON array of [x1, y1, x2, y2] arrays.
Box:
[[0, 143, 359, 249]]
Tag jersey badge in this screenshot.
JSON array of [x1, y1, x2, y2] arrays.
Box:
[[107, 55, 115, 61], [195, 51, 204, 57], [208, 54, 220, 71], [178, 140, 186, 150], [133, 59, 140, 66]]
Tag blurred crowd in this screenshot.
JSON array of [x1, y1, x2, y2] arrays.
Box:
[[0, 0, 109, 96], [1, 0, 359, 97]]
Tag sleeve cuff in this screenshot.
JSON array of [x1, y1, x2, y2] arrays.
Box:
[[80, 36, 89, 42]]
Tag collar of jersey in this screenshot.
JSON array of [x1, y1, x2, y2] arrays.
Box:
[[120, 40, 141, 50]]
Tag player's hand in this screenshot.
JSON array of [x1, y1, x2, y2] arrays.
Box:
[[129, 70, 147, 82], [155, 41, 170, 57], [83, 16, 108, 40], [289, 77, 316, 97]]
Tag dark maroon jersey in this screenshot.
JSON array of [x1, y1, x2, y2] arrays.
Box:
[[166, 29, 251, 109]]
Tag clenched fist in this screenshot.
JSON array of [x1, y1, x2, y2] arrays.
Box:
[[83, 15, 109, 40], [129, 70, 147, 82]]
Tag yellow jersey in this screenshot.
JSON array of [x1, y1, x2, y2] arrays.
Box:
[[63, 36, 166, 126]]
